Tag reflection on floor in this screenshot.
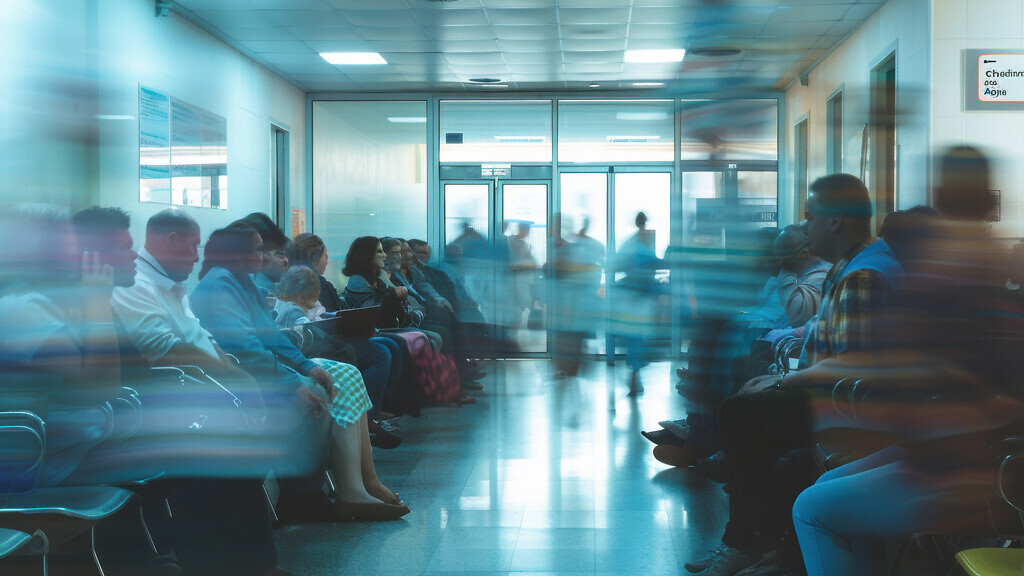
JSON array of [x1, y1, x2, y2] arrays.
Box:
[[275, 359, 728, 576]]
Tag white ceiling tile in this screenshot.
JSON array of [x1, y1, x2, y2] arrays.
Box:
[[843, 3, 885, 21], [415, 0, 484, 8], [178, 0, 255, 10], [383, 52, 448, 66], [628, 23, 694, 39], [238, 40, 312, 52], [343, 10, 422, 27], [686, 36, 757, 50], [425, 25, 495, 41], [503, 51, 564, 64], [485, 8, 558, 26], [356, 26, 432, 41], [760, 20, 835, 36], [497, 39, 563, 52], [216, 26, 297, 40], [750, 36, 822, 50], [740, 49, 805, 61], [343, 72, 409, 82], [479, 0, 553, 7], [291, 73, 351, 82], [560, 23, 628, 39], [493, 25, 560, 40], [434, 39, 501, 52], [697, 6, 775, 24], [559, 0, 631, 6], [563, 50, 623, 63], [194, 10, 276, 27], [328, 0, 410, 9], [826, 19, 861, 36], [412, 9, 490, 27], [557, 7, 630, 24], [562, 38, 626, 52], [371, 40, 440, 53], [260, 52, 335, 65], [443, 52, 506, 65], [768, 5, 850, 22], [625, 37, 688, 50], [631, 7, 701, 24], [263, 9, 349, 27], [691, 21, 766, 37], [390, 63, 452, 75], [250, 0, 332, 8], [304, 39, 377, 52], [562, 62, 622, 73], [283, 26, 362, 40], [507, 64, 562, 75], [281, 62, 341, 74], [447, 63, 511, 74], [813, 35, 842, 49]]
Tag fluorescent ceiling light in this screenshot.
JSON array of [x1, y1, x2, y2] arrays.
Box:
[[632, 82, 666, 87], [320, 52, 387, 65], [615, 112, 670, 121], [93, 114, 135, 120], [387, 117, 426, 123], [625, 49, 686, 63]]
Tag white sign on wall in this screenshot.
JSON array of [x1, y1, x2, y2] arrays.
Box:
[[978, 54, 1024, 102]]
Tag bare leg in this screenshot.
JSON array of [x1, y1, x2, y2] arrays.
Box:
[[328, 420, 378, 504], [358, 415, 401, 504]]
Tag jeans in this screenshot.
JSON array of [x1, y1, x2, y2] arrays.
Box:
[[348, 338, 394, 420], [792, 445, 951, 576]]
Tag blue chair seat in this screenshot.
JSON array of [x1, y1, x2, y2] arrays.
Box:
[[0, 486, 134, 521], [0, 528, 32, 559]]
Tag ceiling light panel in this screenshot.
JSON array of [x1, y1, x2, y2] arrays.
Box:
[[320, 52, 388, 64]]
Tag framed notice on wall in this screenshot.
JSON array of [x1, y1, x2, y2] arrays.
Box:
[[964, 49, 1024, 111], [139, 86, 228, 209]]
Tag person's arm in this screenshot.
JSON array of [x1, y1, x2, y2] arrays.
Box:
[[777, 267, 824, 328], [156, 341, 254, 383]]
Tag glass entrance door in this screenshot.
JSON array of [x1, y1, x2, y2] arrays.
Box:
[[441, 179, 550, 356]]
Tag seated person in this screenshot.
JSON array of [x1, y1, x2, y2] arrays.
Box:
[[240, 212, 291, 297], [189, 223, 408, 519]]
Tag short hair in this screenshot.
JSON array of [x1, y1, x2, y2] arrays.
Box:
[[934, 145, 994, 220], [198, 222, 258, 280], [275, 265, 321, 304], [342, 236, 381, 279], [288, 233, 326, 271], [72, 206, 130, 236], [772, 225, 809, 259], [635, 212, 647, 228], [380, 237, 402, 254], [407, 239, 428, 251], [807, 173, 873, 219], [240, 212, 288, 249], [147, 209, 198, 237]]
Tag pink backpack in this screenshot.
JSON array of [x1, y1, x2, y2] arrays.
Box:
[[392, 331, 461, 405]]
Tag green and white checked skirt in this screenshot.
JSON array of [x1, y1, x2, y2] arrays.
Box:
[[310, 358, 372, 428]]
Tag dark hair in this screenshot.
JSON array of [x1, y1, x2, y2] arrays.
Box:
[[198, 222, 259, 280], [407, 239, 428, 251], [275, 265, 320, 304], [72, 206, 130, 236], [288, 233, 326, 270], [635, 212, 647, 228], [240, 212, 288, 249], [380, 237, 402, 255], [807, 173, 873, 218], [147, 209, 198, 237], [934, 145, 994, 220], [342, 236, 380, 279]]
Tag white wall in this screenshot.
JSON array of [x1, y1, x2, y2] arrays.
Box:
[[932, 0, 1024, 238], [0, 0, 307, 248], [784, 0, 932, 223]]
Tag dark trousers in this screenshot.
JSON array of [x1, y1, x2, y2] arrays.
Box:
[[720, 389, 813, 552], [348, 338, 394, 419]]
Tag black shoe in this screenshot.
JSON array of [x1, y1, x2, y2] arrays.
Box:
[[368, 420, 402, 449], [641, 429, 687, 447], [697, 450, 729, 484], [462, 381, 484, 391]]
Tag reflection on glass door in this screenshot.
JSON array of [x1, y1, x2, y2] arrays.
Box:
[[443, 183, 495, 336], [502, 183, 548, 354], [613, 172, 671, 258]]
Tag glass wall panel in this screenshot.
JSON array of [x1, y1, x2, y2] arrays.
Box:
[[680, 99, 778, 161], [558, 100, 674, 163], [613, 172, 670, 258], [312, 101, 427, 284], [439, 100, 552, 163], [559, 172, 609, 355]]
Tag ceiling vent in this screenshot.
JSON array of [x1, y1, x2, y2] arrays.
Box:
[[688, 48, 742, 58]]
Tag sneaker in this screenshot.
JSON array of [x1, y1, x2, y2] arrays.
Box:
[[685, 544, 728, 573], [697, 547, 760, 576]]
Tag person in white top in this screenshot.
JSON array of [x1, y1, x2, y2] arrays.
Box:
[[112, 209, 251, 384]]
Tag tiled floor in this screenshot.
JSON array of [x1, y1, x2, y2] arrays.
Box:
[[275, 359, 728, 576]]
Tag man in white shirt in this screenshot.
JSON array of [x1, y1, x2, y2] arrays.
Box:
[[112, 209, 253, 383]]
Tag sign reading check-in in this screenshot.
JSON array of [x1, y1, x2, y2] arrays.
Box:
[[965, 49, 1024, 110], [979, 54, 1024, 102]]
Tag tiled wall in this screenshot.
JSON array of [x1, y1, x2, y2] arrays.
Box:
[[933, 0, 1024, 237]]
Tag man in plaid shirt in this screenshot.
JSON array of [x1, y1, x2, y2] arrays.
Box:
[[686, 174, 905, 576]]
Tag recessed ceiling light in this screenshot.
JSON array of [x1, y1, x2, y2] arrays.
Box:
[[624, 49, 686, 63], [387, 117, 427, 123], [631, 82, 666, 87], [589, 83, 601, 88], [615, 112, 670, 121], [320, 52, 387, 65], [468, 77, 501, 83]]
